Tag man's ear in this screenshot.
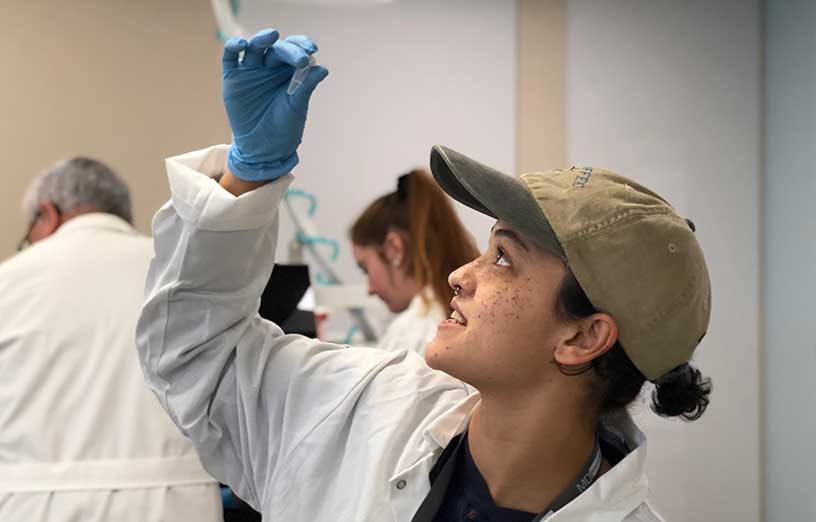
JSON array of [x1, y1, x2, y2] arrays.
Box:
[[553, 313, 618, 366], [383, 230, 406, 268], [37, 201, 62, 236]]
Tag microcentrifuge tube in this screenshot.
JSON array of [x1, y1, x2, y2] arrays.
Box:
[[287, 55, 317, 95]]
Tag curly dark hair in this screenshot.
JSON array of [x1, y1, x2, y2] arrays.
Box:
[[554, 268, 711, 421]]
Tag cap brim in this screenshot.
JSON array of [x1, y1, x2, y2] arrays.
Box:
[[430, 145, 565, 259]]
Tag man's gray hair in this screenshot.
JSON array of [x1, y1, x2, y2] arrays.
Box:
[[22, 157, 133, 224]]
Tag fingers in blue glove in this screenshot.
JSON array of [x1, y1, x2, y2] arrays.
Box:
[[243, 28, 280, 67], [269, 39, 312, 69], [264, 35, 318, 68], [221, 27, 328, 182], [289, 65, 330, 112], [285, 35, 319, 54], [222, 38, 248, 70]]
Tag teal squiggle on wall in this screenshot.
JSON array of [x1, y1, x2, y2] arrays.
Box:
[[215, 0, 241, 42]]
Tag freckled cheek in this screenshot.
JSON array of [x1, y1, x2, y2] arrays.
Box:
[[485, 286, 538, 332], [475, 296, 512, 334]]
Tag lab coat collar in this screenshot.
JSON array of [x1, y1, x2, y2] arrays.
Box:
[[423, 393, 480, 450], [418, 393, 651, 520], [54, 213, 138, 238]]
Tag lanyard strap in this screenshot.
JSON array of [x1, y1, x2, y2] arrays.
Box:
[[532, 439, 603, 521], [411, 433, 603, 522]]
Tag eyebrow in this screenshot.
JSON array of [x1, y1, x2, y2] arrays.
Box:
[[491, 226, 530, 253]]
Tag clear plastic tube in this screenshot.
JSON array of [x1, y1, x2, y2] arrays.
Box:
[[287, 55, 317, 95]]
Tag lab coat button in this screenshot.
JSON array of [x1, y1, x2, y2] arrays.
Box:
[[396, 480, 407, 490]]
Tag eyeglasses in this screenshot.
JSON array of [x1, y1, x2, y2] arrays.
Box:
[[16, 211, 41, 252], [17, 205, 64, 252]]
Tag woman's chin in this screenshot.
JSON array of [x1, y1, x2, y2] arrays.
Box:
[[423, 337, 446, 370], [424, 333, 464, 373]]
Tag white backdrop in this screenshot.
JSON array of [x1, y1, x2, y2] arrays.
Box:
[[566, 1, 761, 521], [229, 0, 516, 285], [764, 0, 816, 520]]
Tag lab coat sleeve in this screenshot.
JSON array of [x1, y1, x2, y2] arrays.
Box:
[[136, 145, 406, 510]]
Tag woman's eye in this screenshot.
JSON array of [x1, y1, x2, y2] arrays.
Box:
[[495, 248, 510, 267]]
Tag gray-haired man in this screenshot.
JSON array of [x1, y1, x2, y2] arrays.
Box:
[[17, 157, 133, 249], [0, 158, 222, 522]]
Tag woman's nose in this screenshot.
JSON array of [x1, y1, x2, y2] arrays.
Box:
[[448, 260, 475, 297]]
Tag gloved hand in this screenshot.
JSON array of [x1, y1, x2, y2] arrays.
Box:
[[222, 29, 329, 181]]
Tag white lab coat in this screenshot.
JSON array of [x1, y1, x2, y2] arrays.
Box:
[[378, 289, 447, 356], [136, 145, 668, 522], [0, 213, 221, 522]]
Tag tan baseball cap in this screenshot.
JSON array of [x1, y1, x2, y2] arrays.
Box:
[[430, 145, 711, 381]]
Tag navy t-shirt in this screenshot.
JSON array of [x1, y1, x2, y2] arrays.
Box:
[[431, 434, 536, 522], [429, 430, 628, 522]]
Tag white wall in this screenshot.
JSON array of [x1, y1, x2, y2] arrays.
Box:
[[764, 1, 816, 520], [566, 1, 761, 521], [234, 0, 516, 284]]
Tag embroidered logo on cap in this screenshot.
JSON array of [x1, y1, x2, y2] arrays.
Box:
[[572, 167, 594, 188]]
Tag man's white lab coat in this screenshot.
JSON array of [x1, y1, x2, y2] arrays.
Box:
[[137, 145, 668, 521], [0, 213, 221, 521]]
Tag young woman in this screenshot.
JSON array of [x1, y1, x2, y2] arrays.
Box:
[[350, 169, 479, 354], [137, 29, 712, 521]]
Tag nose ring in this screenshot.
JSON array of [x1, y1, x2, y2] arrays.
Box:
[[453, 285, 462, 296]]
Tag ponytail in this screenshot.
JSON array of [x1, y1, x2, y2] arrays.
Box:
[[650, 363, 711, 421]]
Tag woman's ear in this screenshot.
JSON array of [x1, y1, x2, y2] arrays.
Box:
[[553, 313, 618, 366], [383, 230, 406, 268]]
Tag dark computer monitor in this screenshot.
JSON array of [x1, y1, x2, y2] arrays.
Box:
[[258, 263, 316, 337]]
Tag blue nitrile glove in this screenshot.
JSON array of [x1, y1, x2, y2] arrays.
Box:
[[222, 29, 329, 181]]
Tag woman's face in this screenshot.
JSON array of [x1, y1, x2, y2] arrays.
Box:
[[353, 244, 415, 313], [425, 220, 572, 392]]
